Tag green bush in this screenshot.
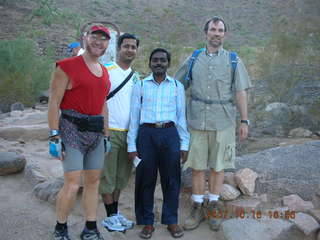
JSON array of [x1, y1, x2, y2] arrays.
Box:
[[0, 38, 54, 112], [257, 17, 320, 103], [31, 0, 60, 26]]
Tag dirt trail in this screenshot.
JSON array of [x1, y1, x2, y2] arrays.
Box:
[[0, 172, 225, 240]]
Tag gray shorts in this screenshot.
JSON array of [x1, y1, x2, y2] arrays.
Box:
[[62, 138, 104, 172]]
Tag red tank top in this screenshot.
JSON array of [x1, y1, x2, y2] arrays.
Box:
[[57, 56, 110, 115]]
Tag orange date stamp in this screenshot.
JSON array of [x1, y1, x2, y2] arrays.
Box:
[[204, 209, 296, 220]]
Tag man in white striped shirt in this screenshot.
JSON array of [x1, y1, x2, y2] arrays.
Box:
[[127, 48, 189, 239]]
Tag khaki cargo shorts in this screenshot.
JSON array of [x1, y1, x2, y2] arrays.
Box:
[[183, 126, 235, 172], [99, 130, 132, 194]]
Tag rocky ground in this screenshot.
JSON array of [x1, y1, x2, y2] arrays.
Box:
[[0, 106, 320, 240]]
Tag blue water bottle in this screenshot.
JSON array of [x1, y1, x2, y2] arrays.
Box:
[[49, 138, 62, 158]]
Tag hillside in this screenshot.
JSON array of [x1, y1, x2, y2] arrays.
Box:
[[1, 0, 319, 59], [0, 0, 320, 133]]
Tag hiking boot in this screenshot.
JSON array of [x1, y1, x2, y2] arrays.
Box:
[[80, 227, 104, 240], [101, 214, 126, 232], [116, 213, 134, 230], [53, 227, 71, 240], [183, 202, 205, 230], [207, 200, 222, 231]]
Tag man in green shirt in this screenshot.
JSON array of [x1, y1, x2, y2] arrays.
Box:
[[175, 16, 252, 231]]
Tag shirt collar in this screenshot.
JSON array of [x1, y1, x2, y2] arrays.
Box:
[[145, 74, 174, 83], [205, 46, 224, 56]]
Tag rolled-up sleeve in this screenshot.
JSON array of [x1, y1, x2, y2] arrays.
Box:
[[127, 81, 142, 152], [235, 58, 253, 91], [175, 81, 190, 151]]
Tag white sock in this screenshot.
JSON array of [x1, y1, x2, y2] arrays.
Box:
[[208, 193, 219, 202], [191, 194, 204, 203]]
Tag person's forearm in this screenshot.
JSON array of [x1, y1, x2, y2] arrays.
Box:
[[48, 98, 60, 130], [176, 84, 190, 151], [236, 90, 248, 120]]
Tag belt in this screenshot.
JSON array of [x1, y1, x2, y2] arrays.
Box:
[[62, 113, 86, 124], [191, 94, 233, 105], [142, 121, 175, 128]]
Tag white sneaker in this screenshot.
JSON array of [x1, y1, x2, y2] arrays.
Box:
[[116, 213, 134, 230], [101, 215, 126, 232]]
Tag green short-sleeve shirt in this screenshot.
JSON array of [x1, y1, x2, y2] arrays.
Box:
[[175, 47, 252, 131]]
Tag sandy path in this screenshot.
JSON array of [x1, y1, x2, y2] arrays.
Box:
[[0, 172, 224, 240]]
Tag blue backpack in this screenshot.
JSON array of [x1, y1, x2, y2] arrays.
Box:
[[185, 48, 238, 88]]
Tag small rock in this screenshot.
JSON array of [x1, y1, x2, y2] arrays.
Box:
[[289, 127, 313, 138], [283, 194, 314, 212], [10, 102, 24, 111], [234, 168, 258, 196], [38, 90, 49, 104], [265, 102, 288, 112], [0, 152, 26, 175], [220, 184, 241, 200], [224, 172, 237, 188], [289, 212, 320, 236]]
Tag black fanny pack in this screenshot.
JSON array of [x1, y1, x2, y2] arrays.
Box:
[[62, 113, 104, 133]]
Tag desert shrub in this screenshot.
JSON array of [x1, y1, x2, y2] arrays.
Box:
[[0, 38, 54, 112], [257, 16, 320, 103], [31, 0, 60, 26]]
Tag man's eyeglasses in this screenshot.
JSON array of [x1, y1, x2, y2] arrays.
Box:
[[88, 34, 109, 43]]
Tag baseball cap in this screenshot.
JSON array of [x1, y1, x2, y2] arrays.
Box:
[[67, 42, 80, 53], [89, 25, 111, 39]]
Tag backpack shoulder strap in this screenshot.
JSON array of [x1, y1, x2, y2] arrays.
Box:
[[185, 48, 205, 83], [107, 70, 134, 100], [140, 80, 143, 104], [230, 51, 238, 88]]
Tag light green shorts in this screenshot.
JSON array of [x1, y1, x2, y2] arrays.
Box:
[[183, 126, 235, 172], [99, 130, 132, 194]]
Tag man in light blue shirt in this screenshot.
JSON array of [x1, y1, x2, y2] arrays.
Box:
[[127, 48, 189, 239]]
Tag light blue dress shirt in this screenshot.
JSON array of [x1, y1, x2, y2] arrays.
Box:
[[127, 74, 190, 152]]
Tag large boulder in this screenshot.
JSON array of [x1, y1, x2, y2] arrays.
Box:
[[33, 178, 64, 204], [289, 213, 320, 236], [221, 217, 308, 240], [10, 102, 24, 111], [0, 152, 26, 175], [0, 124, 49, 141], [236, 141, 320, 200]]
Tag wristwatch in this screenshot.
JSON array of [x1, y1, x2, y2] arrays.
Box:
[[240, 120, 250, 125], [49, 129, 60, 138]]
